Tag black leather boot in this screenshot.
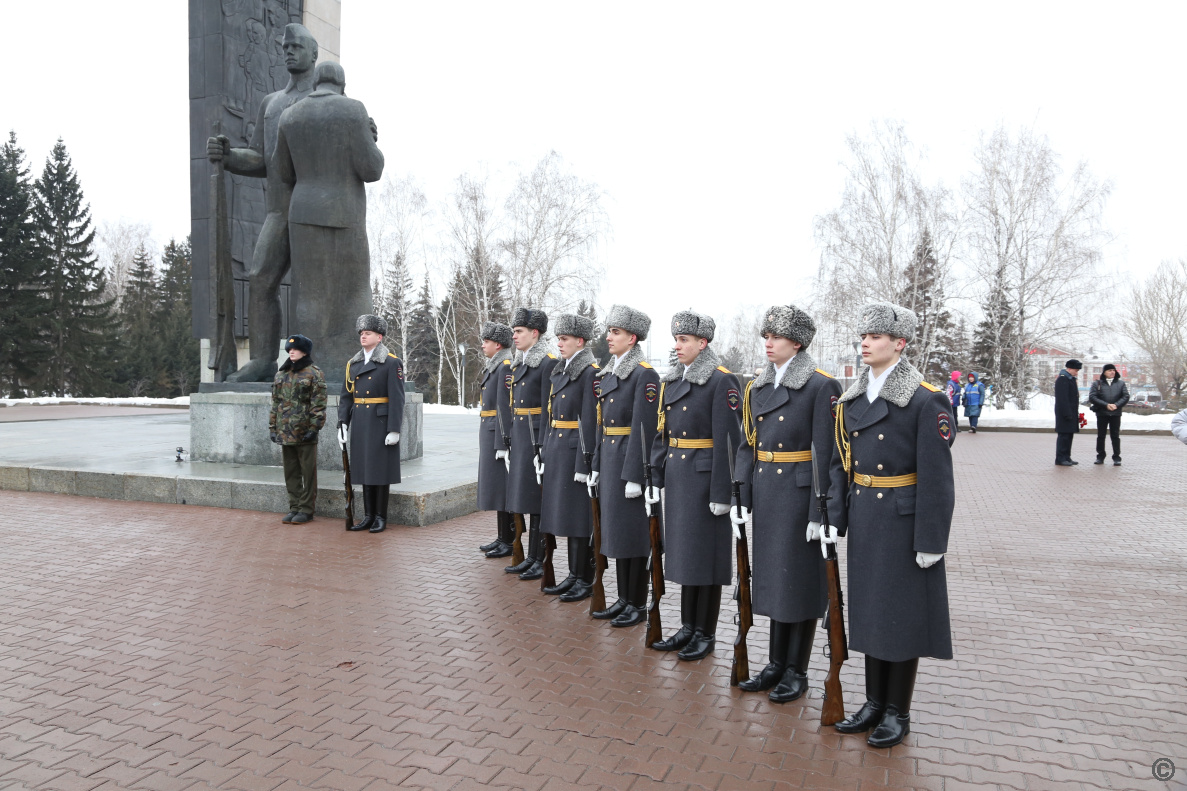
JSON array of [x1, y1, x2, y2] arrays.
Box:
[[611, 556, 648, 627], [769, 619, 816, 702], [740, 620, 791, 692], [479, 511, 503, 553], [593, 558, 630, 619], [486, 512, 513, 558], [651, 585, 698, 651], [544, 539, 578, 595], [560, 539, 594, 601], [868, 658, 917, 748], [678, 585, 721, 661], [504, 515, 536, 574], [369, 485, 389, 532], [518, 516, 545, 580], [835, 655, 889, 733], [349, 486, 375, 531]]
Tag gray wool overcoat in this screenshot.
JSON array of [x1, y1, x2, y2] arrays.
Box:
[[736, 354, 845, 624], [592, 348, 663, 559], [540, 350, 600, 538], [476, 350, 512, 512], [831, 362, 956, 662], [496, 344, 557, 515], [338, 344, 405, 485], [650, 349, 742, 587]]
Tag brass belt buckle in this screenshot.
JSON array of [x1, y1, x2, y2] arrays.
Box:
[[856, 473, 872, 487]]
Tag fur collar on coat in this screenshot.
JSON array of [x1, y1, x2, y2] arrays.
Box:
[[557, 347, 596, 380], [597, 344, 645, 380], [514, 341, 552, 370], [662, 345, 723, 385], [752, 351, 816, 391], [485, 346, 513, 373], [839, 359, 926, 408], [347, 342, 391, 366]]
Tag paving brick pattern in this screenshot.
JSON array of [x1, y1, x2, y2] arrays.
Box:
[[0, 432, 1184, 791]]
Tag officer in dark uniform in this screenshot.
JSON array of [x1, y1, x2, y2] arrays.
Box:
[[590, 305, 661, 627], [731, 304, 845, 702], [337, 314, 405, 534], [539, 314, 600, 601], [477, 321, 515, 557], [496, 307, 557, 580], [646, 310, 742, 661], [822, 301, 955, 748]]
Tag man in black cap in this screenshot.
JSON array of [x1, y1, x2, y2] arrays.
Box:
[[338, 314, 405, 533], [497, 307, 556, 579], [477, 321, 515, 557], [269, 334, 326, 524], [1054, 359, 1083, 466]]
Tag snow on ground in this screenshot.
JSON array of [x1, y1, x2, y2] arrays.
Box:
[[971, 392, 1173, 431], [0, 396, 190, 408], [422, 403, 480, 416]]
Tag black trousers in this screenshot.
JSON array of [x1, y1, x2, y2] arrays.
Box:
[[1096, 412, 1122, 460], [1055, 432, 1075, 463]]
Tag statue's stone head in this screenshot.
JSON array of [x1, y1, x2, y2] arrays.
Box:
[[314, 61, 346, 94], [282, 23, 318, 74]]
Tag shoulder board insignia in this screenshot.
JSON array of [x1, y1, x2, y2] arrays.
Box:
[[388, 353, 398, 359], [639, 361, 653, 368], [920, 381, 942, 392], [591, 362, 600, 368], [548, 353, 557, 358], [717, 365, 732, 374], [815, 368, 835, 379], [502, 359, 511, 365]]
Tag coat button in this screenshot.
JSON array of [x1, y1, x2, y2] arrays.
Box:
[[776, 468, 782, 474], [759, 467, 763, 473], [877, 464, 884, 470], [876, 492, 883, 499], [878, 434, 884, 440], [854, 460, 859, 467], [778, 443, 783, 448], [758, 416, 763, 421], [778, 416, 784, 421], [682, 431, 687, 436], [667, 406, 671, 411], [853, 431, 859, 437], [681, 454, 686, 459], [610, 419, 615, 424], [855, 488, 861, 494], [561, 394, 565, 398], [611, 439, 615, 444], [682, 406, 687, 411], [669, 453, 673, 458], [610, 398, 614, 403], [758, 442, 762, 447]]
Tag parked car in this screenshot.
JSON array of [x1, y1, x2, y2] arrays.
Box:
[[1130, 391, 1163, 409]]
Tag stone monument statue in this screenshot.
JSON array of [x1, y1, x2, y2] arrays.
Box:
[[206, 22, 318, 382], [274, 61, 385, 385]]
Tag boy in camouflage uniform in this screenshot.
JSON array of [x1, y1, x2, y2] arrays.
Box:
[[269, 334, 327, 523]]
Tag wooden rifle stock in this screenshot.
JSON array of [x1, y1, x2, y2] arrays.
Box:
[[820, 504, 849, 725], [511, 514, 526, 566], [541, 533, 557, 591], [589, 491, 606, 614], [730, 513, 753, 686], [645, 509, 664, 647], [342, 444, 354, 530]]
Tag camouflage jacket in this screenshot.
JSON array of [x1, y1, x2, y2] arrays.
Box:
[[269, 358, 327, 445]]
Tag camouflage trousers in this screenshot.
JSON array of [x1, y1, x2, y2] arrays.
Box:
[[282, 444, 318, 514]]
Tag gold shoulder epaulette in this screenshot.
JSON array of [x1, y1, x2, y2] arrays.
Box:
[[591, 362, 600, 368], [815, 368, 835, 379], [639, 361, 653, 368], [717, 365, 732, 374], [548, 353, 557, 358], [502, 359, 511, 365], [388, 353, 398, 359], [920, 381, 941, 392]]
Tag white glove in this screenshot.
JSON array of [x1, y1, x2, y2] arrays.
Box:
[[385, 432, 399, 446], [709, 502, 730, 517], [337, 424, 348, 448], [644, 485, 661, 517], [504, 451, 511, 472], [624, 481, 642, 498], [818, 524, 840, 559], [729, 505, 749, 540], [806, 521, 821, 543], [574, 472, 588, 484], [916, 552, 943, 569], [495, 449, 508, 461], [587, 470, 600, 498], [533, 454, 544, 475]]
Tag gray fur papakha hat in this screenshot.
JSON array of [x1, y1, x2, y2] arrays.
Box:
[[605, 304, 651, 341], [670, 309, 715, 342], [857, 301, 917, 339], [553, 313, 595, 341], [761, 304, 816, 348], [480, 321, 513, 348], [510, 307, 549, 333], [356, 314, 388, 336]]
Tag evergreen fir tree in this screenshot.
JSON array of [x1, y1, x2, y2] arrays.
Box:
[[576, 300, 610, 364], [373, 251, 414, 357], [896, 229, 953, 382], [117, 243, 161, 395], [158, 238, 200, 396], [972, 286, 1019, 406], [32, 139, 116, 397], [0, 130, 45, 396], [405, 277, 440, 399]]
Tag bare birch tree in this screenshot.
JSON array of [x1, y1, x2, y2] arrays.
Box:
[[501, 151, 608, 315], [963, 126, 1112, 407], [367, 174, 429, 357], [1123, 259, 1187, 403], [96, 219, 154, 304]]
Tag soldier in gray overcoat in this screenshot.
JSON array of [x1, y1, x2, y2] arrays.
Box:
[[822, 302, 956, 749], [496, 308, 557, 580], [731, 305, 845, 702], [477, 322, 515, 558], [539, 314, 600, 602], [337, 314, 405, 534], [646, 310, 742, 661], [590, 305, 661, 628]]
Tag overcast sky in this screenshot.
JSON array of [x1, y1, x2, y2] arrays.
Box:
[[8, 1, 1187, 343]]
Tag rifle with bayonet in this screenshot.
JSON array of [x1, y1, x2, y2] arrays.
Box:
[[499, 397, 526, 566], [642, 421, 665, 648], [813, 440, 848, 725], [528, 408, 555, 589], [342, 437, 355, 530], [578, 422, 606, 613], [727, 436, 752, 686]]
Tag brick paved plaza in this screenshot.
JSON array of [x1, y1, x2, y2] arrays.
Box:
[[0, 432, 1184, 791]]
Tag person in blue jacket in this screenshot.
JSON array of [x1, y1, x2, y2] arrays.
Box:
[[961, 372, 986, 433]]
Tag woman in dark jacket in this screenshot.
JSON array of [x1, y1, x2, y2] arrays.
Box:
[[961, 372, 986, 433], [1088, 363, 1129, 465]]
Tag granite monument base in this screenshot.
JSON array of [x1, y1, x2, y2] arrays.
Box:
[[190, 391, 423, 469]]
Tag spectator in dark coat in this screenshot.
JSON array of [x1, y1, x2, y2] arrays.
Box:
[[1054, 359, 1082, 466], [961, 372, 986, 433], [1088, 363, 1129, 465]]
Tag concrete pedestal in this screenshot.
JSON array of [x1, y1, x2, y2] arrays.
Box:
[[190, 392, 423, 469]]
